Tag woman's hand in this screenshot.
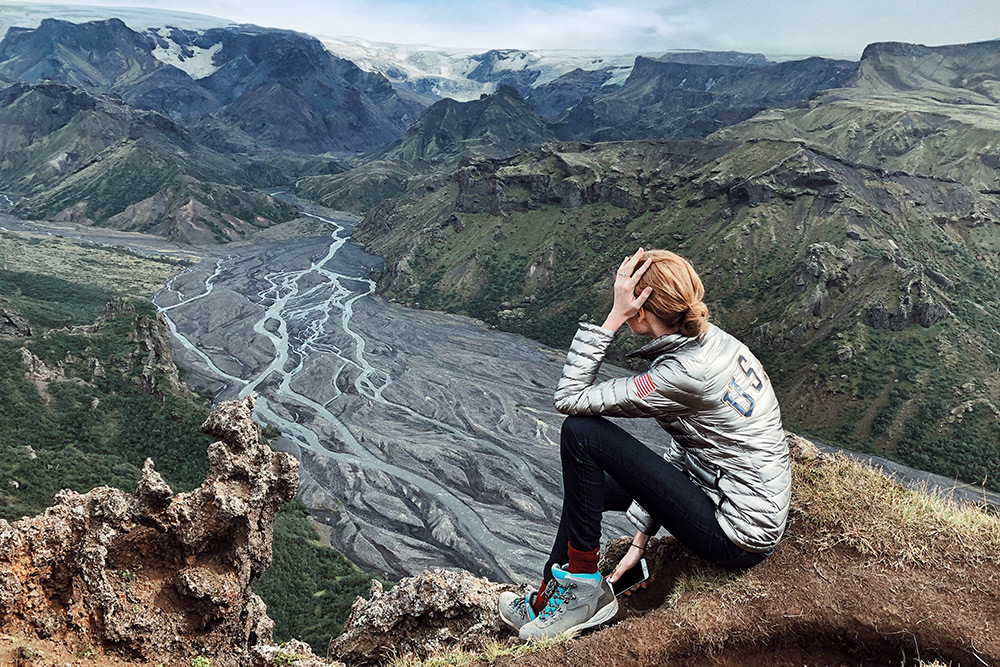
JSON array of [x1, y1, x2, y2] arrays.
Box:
[[607, 531, 650, 596], [601, 248, 653, 333]]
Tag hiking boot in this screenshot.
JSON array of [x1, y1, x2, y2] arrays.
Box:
[[498, 590, 537, 630], [518, 565, 618, 640]]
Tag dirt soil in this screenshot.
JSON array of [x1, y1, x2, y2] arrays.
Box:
[[495, 541, 996, 666], [0, 636, 138, 667]]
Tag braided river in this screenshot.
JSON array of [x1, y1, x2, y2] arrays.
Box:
[[148, 204, 639, 582]]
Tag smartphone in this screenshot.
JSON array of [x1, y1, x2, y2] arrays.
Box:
[[610, 558, 649, 597]]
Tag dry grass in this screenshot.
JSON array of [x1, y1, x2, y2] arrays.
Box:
[[665, 567, 764, 609], [791, 452, 1000, 567], [387, 636, 572, 667]]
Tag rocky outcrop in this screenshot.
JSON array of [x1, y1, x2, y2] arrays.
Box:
[[17, 299, 191, 401], [0, 308, 32, 337], [330, 570, 518, 666], [0, 395, 298, 667], [248, 639, 341, 667], [452, 141, 723, 218], [125, 307, 192, 398], [864, 297, 952, 330]]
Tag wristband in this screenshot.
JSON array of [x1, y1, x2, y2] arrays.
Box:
[[631, 543, 646, 551]]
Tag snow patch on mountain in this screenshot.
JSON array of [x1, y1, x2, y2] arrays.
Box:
[[321, 36, 650, 102], [148, 28, 223, 79], [319, 37, 486, 101], [478, 49, 640, 87]]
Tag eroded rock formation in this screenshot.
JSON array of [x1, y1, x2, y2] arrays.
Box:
[[0, 308, 32, 337], [0, 395, 298, 666]]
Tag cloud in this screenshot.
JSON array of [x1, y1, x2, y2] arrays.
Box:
[[642, 0, 1000, 57], [509, 3, 692, 51], [7, 0, 1000, 57]]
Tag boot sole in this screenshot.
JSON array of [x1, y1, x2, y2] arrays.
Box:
[[520, 597, 619, 640], [565, 597, 619, 636]]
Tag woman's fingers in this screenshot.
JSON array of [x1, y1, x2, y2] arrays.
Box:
[[609, 543, 644, 583], [624, 248, 644, 274], [626, 254, 651, 285], [624, 580, 648, 596], [609, 559, 628, 582], [617, 248, 646, 280], [634, 285, 653, 308]]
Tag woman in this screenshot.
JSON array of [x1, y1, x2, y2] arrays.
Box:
[[499, 248, 791, 640]]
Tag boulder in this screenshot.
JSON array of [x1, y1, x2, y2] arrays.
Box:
[[0, 308, 32, 337], [330, 570, 518, 666]]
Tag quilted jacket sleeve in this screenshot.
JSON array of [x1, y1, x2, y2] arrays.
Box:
[[627, 500, 661, 535], [553, 323, 691, 418]]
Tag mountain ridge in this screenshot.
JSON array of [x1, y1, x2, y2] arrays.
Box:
[[0, 80, 297, 242], [0, 18, 425, 156], [293, 85, 558, 212], [553, 54, 857, 142], [0, 16, 429, 239]]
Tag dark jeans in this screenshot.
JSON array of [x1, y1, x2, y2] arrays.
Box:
[[543, 415, 768, 581]]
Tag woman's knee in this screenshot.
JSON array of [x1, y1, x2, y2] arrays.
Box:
[[561, 415, 598, 448], [560, 415, 612, 464], [561, 414, 605, 438]]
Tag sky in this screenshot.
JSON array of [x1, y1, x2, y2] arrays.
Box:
[[6, 0, 1000, 58]]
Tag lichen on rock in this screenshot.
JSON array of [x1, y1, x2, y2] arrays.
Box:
[[330, 569, 519, 666]]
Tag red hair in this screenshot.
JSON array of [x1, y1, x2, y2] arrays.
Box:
[[634, 250, 709, 337]]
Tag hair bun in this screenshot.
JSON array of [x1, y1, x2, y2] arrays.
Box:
[[632, 249, 710, 337], [680, 301, 709, 337]]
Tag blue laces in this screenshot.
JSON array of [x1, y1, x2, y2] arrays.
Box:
[[538, 579, 576, 621]]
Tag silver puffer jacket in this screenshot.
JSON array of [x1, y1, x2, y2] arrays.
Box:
[[553, 322, 791, 553]]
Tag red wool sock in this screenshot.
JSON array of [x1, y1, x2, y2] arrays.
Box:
[[530, 579, 548, 614], [567, 542, 601, 574]]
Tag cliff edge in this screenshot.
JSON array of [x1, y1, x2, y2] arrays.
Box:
[[1, 404, 997, 666], [330, 435, 1000, 666]]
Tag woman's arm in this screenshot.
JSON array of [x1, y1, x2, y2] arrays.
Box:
[[553, 323, 690, 417]]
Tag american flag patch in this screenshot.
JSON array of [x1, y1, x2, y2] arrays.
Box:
[[633, 373, 656, 399]]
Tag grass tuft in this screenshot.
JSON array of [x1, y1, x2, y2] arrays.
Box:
[[666, 568, 763, 608], [387, 636, 572, 667], [791, 453, 1000, 567]]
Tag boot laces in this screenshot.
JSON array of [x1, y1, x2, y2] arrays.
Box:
[[509, 594, 528, 618], [538, 580, 577, 621]]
